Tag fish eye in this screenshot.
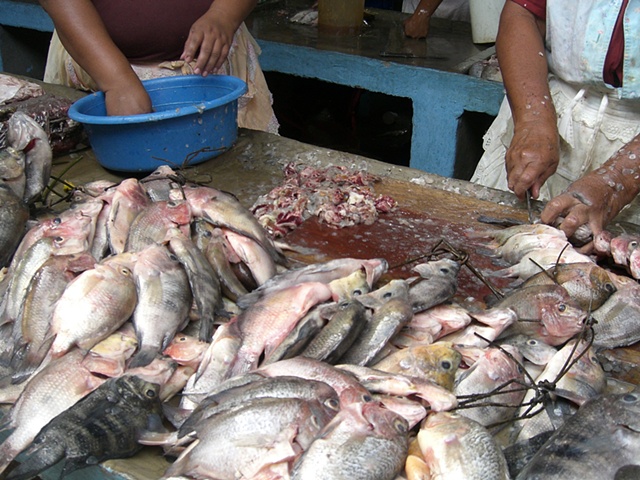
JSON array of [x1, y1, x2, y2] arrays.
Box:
[[120, 267, 131, 276], [439, 268, 450, 274], [178, 336, 187, 342], [324, 398, 340, 411], [145, 389, 156, 398], [383, 292, 393, 299], [605, 283, 616, 294], [362, 394, 373, 403], [53, 236, 64, 244], [352, 289, 363, 296], [631, 241, 638, 248], [53, 217, 62, 225], [527, 339, 538, 346], [393, 418, 408, 434], [558, 304, 566, 312], [441, 360, 452, 370], [622, 393, 638, 403]]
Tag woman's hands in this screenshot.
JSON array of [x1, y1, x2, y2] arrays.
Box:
[[505, 118, 560, 200], [181, 0, 257, 75], [181, 12, 236, 75]]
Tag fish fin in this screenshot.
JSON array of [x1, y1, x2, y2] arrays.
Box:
[[127, 347, 158, 369], [4, 442, 64, 480]]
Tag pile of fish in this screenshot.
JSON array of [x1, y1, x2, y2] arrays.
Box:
[[0, 161, 639, 479]]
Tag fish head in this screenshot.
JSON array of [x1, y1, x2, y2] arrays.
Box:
[[328, 268, 370, 302], [163, 334, 209, 367], [115, 375, 162, 410]]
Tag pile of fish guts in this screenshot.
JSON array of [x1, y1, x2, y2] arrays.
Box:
[[0, 162, 640, 480]]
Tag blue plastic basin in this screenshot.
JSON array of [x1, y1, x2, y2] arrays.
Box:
[[68, 75, 248, 172]]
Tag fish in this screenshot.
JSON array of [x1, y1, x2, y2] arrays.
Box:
[[337, 364, 458, 412], [291, 400, 409, 480], [372, 342, 462, 391], [165, 396, 336, 480], [222, 227, 277, 286], [492, 247, 593, 282], [409, 259, 461, 313], [0, 146, 26, 201], [392, 302, 473, 348], [261, 304, 328, 365], [7, 111, 52, 205], [516, 390, 640, 480], [162, 333, 209, 370], [453, 345, 526, 429], [178, 375, 340, 440], [179, 320, 243, 410], [0, 183, 28, 268], [6, 375, 163, 480], [496, 284, 586, 346], [417, 411, 510, 480], [440, 308, 517, 348], [230, 281, 333, 377], [11, 253, 96, 374], [469, 224, 567, 246], [125, 197, 191, 252], [238, 257, 388, 309], [0, 350, 106, 475], [500, 334, 557, 366], [139, 165, 182, 201], [48, 260, 138, 358], [591, 273, 640, 349], [519, 262, 616, 311], [300, 299, 368, 364], [192, 220, 248, 301], [338, 297, 414, 366], [610, 233, 640, 266], [182, 182, 286, 266], [129, 243, 192, 368], [81, 323, 139, 377], [327, 267, 370, 301], [488, 233, 573, 265], [166, 228, 221, 342], [106, 177, 150, 255]]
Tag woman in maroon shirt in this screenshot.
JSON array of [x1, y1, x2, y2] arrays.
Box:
[[39, 0, 278, 133]]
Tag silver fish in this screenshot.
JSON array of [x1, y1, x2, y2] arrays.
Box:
[[409, 258, 460, 313], [291, 400, 409, 480], [129, 244, 192, 368]]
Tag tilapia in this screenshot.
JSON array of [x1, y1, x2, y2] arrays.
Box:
[[496, 284, 586, 346], [516, 390, 640, 480], [454, 345, 526, 429], [338, 298, 414, 366], [393, 302, 473, 348], [291, 401, 409, 480], [48, 260, 138, 358], [231, 281, 333, 376], [167, 228, 221, 342], [0, 350, 106, 475], [7, 111, 52, 205], [222, 227, 277, 286], [0, 146, 26, 200], [106, 177, 150, 255], [372, 342, 462, 391], [125, 197, 191, 252], [6, 375, 162, 480], [591, 273, 640, 349], [492, 247, 593, 281], [301, 299, 368, 364], [0, 183, 28, 268], [129, 243, 192, 368], [520, 262, 616, 312], [417, 411, 510, 480], [165, 397, 336, 480], [408, 258, 460, 313]]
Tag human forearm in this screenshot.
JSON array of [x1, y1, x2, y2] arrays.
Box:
[[403, 0, 444, 38], [204, 0, 257, 32], [496, 2, 555, 129], [39, 0, 138, 93]]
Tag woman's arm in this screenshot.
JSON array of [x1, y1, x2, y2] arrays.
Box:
[[403, 0, 445, 39], [496, 1, 559, 200], [181, 0, 258, 75], [39, 0, 152, 115], [541, 134, 640, 242]]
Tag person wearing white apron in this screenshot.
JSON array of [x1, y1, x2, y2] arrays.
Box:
[[471, 0, 640, 249]]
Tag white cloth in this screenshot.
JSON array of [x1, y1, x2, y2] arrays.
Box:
[[402, 0, 470, 22], [471, 76, 640, 225]]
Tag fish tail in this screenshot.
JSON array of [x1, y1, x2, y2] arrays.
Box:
[[127, 347, 158, 369], [198, 316, 215, 343], [5, 443, 63, 480], [0, 443, 19, 476]]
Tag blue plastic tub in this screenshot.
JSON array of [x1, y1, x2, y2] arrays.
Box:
[[68, 75, 247, 172]]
